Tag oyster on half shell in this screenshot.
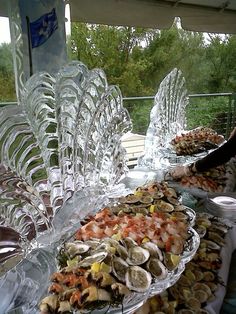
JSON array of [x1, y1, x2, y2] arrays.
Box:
[[141, 241, 163, 261], [125, 265, 152, 293], [121, 237, 137, 249], [65, 242, 90, 258], [112, 256, 129, 282], [78, 251, 108, 268], [146, 258, 168, 279], [126, 246, 150, 265]]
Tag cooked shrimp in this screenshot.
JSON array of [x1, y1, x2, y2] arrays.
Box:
[[48, 283, 64, 294], [70, 290, 82, 306]]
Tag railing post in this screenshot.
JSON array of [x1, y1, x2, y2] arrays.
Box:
[[226, 94, 232, 139]]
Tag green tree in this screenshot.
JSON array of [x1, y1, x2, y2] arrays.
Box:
[[205, 34, 236, 92], [0, 43, 16, 101], [142, 26, 206, 94], [70, 23, 154, 96]]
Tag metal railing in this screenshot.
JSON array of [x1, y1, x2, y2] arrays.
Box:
[[123, 92, 236, 138]]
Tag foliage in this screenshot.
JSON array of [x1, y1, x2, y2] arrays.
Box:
[[186, 96, 230, 136], [124, 99, 153, 134], [205, 35, 236, 92], [1, 24, 236, 136], [70, 24, 154, 96], [0, 43, 16, 101]]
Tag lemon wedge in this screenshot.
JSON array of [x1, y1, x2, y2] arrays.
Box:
[[170, 254, 181, 266], [149, 204, 157, 213], [91, 262, 101, 273], [142, 237, 150, 243]]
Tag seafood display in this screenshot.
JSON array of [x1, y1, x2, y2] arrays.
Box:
[[135, 213, 231, 314], [39, 182, 199, 313], [178, 165, 226, 193], [171, 127, 225, 156]]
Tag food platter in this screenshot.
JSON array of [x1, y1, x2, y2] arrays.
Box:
[[38, 181, 200, 314], [135, 211, 234, 314]]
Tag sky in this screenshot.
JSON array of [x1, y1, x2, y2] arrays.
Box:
[[0, 17, 11, 44]]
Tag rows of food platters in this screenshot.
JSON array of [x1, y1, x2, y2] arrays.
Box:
[[39, 182, 200, 314], [134, 212, 232, 314], [175, 165, 226, 193], [171, 127, 225, 157]]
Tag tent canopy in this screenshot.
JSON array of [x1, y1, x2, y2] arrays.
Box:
[[68, 0, 236, 34], [0, 0, 236, 34]]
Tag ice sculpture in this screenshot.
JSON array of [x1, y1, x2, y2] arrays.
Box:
[[0, 61, 132, 272], [138, 68, 188, 169]]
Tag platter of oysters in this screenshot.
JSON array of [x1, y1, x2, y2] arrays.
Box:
[[39, 182, 200, 313], [135, 212, 232, 314]]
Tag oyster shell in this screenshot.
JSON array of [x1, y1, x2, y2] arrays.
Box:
[[119, 194, 141, 204], [112, 256, 129, 282], [195, 217, 211, 228], [121, 237, 137, 249], [65, 242, 90, 257], [205, 281, 218, 292], [134, 206, 149, 215], [141, 241, 163, 261], [126, 246, 150, 265], [200, 239, 221, 251], [193, 269, 204, 281], [174, 204, 186, 211], [164, 187, 177, 198], [192, 282, 212, 297], [139, 195, 153, 204], [171, 211, 188, 220], [125, 265, 152, 292], [185, 297, 201, 310], [208, 231, 225, 246], [110, 204, 131, 214], [194, 225, 207, 238], [155, 200, 174, 212], [167, 196, 180, 205], [84, 240, 100, 249], [146, 258, 167, 279], [209, 221, 230, 235], [116, 244, 128, 259], [151, 191, 164, 199], [78, 251, 108, 268], [111, 282, 130, 296], [192, 289, 209, 303], [203, 271, 215, 281], [177, 274, 192, 287]]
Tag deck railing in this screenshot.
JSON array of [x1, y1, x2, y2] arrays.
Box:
[[123, 92, 236, 139]]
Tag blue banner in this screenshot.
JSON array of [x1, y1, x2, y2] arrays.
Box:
[[30, 8, 58, 48]]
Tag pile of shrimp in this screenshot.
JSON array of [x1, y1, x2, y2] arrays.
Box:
[[76, 207, 189, 255], [180, 174, 224, 192]]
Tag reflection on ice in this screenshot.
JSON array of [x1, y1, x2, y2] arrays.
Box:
[[138, 68, 188, 170]]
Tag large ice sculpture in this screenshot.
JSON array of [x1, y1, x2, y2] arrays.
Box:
[[0, 61, 132, 272], [138, 68, 188, 169]]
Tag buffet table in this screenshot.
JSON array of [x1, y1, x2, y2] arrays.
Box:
[[120, 168, 236, 314]]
